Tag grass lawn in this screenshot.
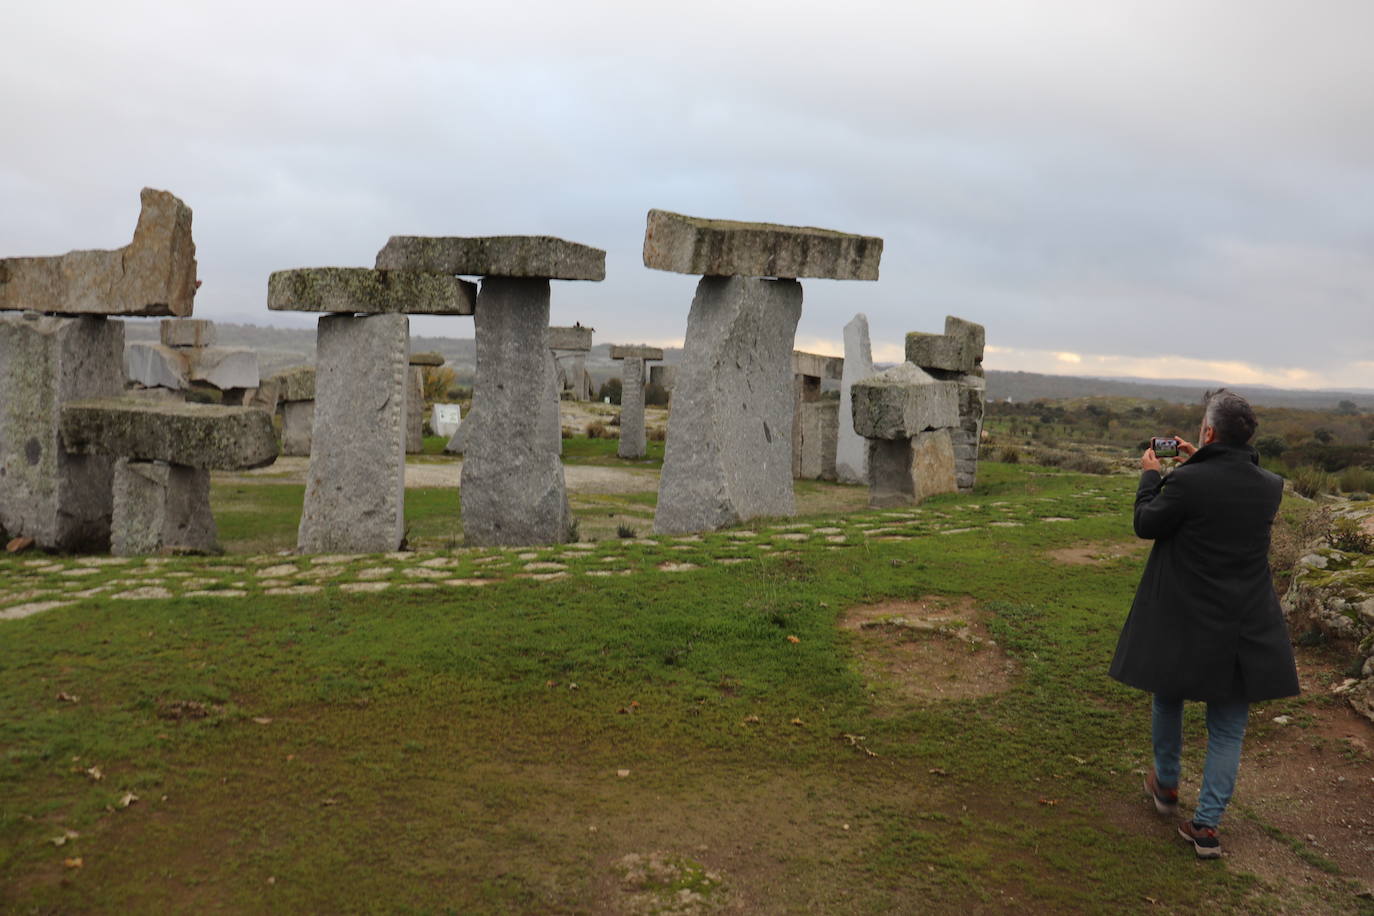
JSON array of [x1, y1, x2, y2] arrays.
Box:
[[0, 463, 1365, 913]]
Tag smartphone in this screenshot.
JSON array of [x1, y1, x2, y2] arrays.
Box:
[[1151, 437, 1180, 458]]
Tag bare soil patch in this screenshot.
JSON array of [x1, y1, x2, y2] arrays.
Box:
[[1047, 540, 1149, 566], [840, 596, 1019, 709]]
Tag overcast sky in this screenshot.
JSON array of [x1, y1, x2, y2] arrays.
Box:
[[5, 0, 1372, 389]]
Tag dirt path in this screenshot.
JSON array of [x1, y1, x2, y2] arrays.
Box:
[[228, 456, 660, 494]]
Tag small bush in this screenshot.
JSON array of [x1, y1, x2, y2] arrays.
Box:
[[1328, 516, 1374, 554], [1059, 453, 1113, 475], [617, 524, 637, 539], [1000, 446, 1021, 464], [1290, 466, 1332, 499], [647, 427, 667, 442], [597, 378, 623, 405], [586, 421, 614, 439], [1337, 466, 1374, 495]]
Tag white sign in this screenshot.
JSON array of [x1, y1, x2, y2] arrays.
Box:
[[432, 403, 463, 438]]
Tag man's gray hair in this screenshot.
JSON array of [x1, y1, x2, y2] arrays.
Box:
[[1202, 388, 1258, 445]]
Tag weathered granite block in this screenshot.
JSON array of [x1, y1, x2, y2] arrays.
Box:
[[796, 400, 839, 480], [273, 366, 316, 402], [649, 365, 676, 391], [0, 189, 197, 317], [161, 318, 216, 348], [867, 429, 957, 508], [111, 459, 217, 556], [248, 377, 280, 414], [554, 350, 592, 401], [125, 342, 189, 390], [60, 398, 277, 469], [610, 345, 665, 361], [375, 236, 606, 281], [543, 349, 563, 456], [549, 326, 594, 350], [187, 347, 259, 390], [791, 350, 843, 480], [281, 400, 315, 457], [836, 313, 875, 485], [268, 268, 477, 315], [618, 356, 647, 459], [643, 210, 883, 281], [654, 276, 802, 533], [409, 351, 445, 367], [406, 366, 425, 454], [0, 314, 124, 550], [792, 351, 843, 380], [953, 374, 986, 492], [905, 332, 972, 374], [944, 315, 986, 373], [461, 278, 573, 545], [297, 313, 407, 553], [851, 363, 959, 440]]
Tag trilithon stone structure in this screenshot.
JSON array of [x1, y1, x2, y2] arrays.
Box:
[[644, 210, 882, 533], [792, 350, 843, 481], [407, 351, 445, 454], [0, 188, 197, 551], [905, 316, 986, 492], [375, 234, 606, 546], [610, 345, 664, 459], [269, 264, 477, 553], [851, 363, 960, 507], [125, 318, 260, 404], [549, 325, 594, 401], [835, 313, 875, 485], [59, 398, 277, 555]]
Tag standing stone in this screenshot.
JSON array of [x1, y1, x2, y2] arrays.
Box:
[[654, 277, 802, 533], [867, 430, 957, 508], [905, 315, 987, 492], [0, 314, 124, 550], [461, 278, 573, 545], [791, 351, 842, 480], [406, 366, 425, 453], [298, 313, 408, 553], [282, 401, 315, 457], [549, 325, 594, 401], [610, 345, 664, 460], [111, 460, 217, 556], [836, 313, 875, 484], [542, 347, 564, 456], [851, 362, 960, 508]]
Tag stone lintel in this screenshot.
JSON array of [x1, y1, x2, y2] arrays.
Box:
[[548, 325, 594, 351], [0, 188, 198, 316], [409, 351, 445, 367], [792, 350, 843, 380], [610, 344, 665, 361], [161, 318, 216, 348], [642, 209, 883, 281], [267, 268, 477, 315], [375, 235, 606, 281], [851, 363, 960, 440], [905, 332, 972, 373], [60, 398, 278, 470]]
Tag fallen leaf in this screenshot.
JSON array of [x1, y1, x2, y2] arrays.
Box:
[[251, 717, 273, 725], [545, 680, 558, 688], [63, 857, 83, 869], [629, 700, 640, 709], [321, 798, 338, 806], [1038, 798, 1060, 806], [84, 766, 103, 782], [616, 769, 630, 778], [48, 828, 80, 846], [267, 876, 276, 885], [56, 692, 79, 703], [1067, 754, 1087, 765], [786, 635, 801, 643], [791, 718, 804, 726], [117, 792, 138, 809], [568, 683, 579, 691], [6, 535, 34, 553], [929, 767, 950, 777], [742, 715, 760, 724]]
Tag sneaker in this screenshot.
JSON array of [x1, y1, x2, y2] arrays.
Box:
[[1178, 820, 1222, 859], [1143, 770, 1179, 816]]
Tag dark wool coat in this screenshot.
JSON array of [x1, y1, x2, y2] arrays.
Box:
[[1108, 443, 1300, 702]]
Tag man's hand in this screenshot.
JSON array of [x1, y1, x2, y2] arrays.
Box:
[[1141, 447, 1162, 474], [1175, 437, 1198, 462]]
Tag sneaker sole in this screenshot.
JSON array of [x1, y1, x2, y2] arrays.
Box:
[[1178, 825, 1222, 859], [1143, 777, 1179, 816]]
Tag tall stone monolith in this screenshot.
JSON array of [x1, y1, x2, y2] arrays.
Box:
[[644, 210, 882, 533], [610, 345, 663, 460], [836, 313, 875, 484]]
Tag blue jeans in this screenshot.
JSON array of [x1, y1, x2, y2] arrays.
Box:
[[1152, 694, 1249, 828]]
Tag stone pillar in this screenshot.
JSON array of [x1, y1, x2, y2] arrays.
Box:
[[549, 325, 594, 401], [406, 366, 425, 453], [609, 345, 664, 460], [543, 347, 564, 456], [270, 366, 316, 457], [0, 314, 125, 550], [641, 209, 883, 533], [791, 351, 843, 480], [298, 313, 410, 553], [654, 277, 803, 533], [906, 315, 987, 493], [836, 313, 875, 484], [282, 401, 316, 457], [112, 459, 217, 556], [462, 278, 573, 545], [851, 363, 960, 508]]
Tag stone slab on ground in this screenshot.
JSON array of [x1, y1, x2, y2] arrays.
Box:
[[160, 318, 215, 348], [851, 363, 959, 440], [111, 459, 218, 556], [298, 312, 409, 553], [60, 397, 278, 470], [375, 236, 606, 281], [0, 314, 125, 551], [268, 268, 477, 314], [0, 189, 197, 317], [836, 313, 875, 485], [642, 209, 883, 281], [610, 344, 664, 361], [654, 276, 802, 533], [461, 277, 573, 545]]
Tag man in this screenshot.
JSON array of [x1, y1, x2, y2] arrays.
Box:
[[1109, 389, 1299, 858]]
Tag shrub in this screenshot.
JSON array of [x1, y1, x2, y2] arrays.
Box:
[[644, 383, 670, 407], [617, 524, 637, 539], [647, 427, 667, 442], [1289, 466, 1332, 499], [1059, 453, 1113, 475], [585, 421, 615, 439], [1254, 435, 1287, 458], [597, 378, 622, 405], [1328, 516, 1374, 554], [1338, 466, 1374, 495], [1000, 446, 1021, 464]]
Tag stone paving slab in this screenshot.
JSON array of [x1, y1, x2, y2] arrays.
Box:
[[375, 236, 606, 281], [642, 209, 882, 280], [60, 398, 278, 470], [0, 189, 197, 316], [268, 268, 477, 314]]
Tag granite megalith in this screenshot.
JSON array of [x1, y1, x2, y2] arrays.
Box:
[[836, 313, 875, 484], [610, 345, 663, 460], [852, 362, 960, 507]]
